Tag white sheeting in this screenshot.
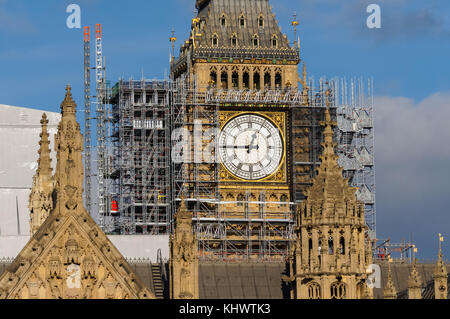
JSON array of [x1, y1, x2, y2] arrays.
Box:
[[0, 104, 60, 236], [0, 235, 169, 262]]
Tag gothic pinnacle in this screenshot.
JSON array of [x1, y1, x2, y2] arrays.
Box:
[[37, 113, 52, 177]]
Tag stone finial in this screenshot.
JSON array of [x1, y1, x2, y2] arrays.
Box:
[[61, 84, 76, 114], [408, 259, 422, 299], [384, 263, 397, 299], [434, 247, 448, 299], [37, 113, 52, 176]]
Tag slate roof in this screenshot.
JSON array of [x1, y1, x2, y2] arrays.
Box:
[[198, 261, 289, 299], [195, 0, 291, 50]]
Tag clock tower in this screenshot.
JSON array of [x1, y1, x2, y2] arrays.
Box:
[[171, 0, 303, 260]]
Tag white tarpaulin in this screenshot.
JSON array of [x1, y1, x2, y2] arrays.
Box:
[[0, 235, 169, 261], [0, 104, 60, 236]]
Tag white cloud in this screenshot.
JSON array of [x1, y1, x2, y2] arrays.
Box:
[[374, 92, 450, 256]]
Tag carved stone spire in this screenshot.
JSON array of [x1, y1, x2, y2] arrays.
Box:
[[29, 113, 55, 235], [54, 84, 84, 214], [434, 247, 448, 299], [170, 193, 199, 299], [384, 263, 397, 299], [293, 97, 370, 299], [408, 259, 423, 299]]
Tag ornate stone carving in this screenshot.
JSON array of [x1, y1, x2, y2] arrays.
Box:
[[29, 113, 55, 236], [170, 195, 199, 299], [290, 102, 373, 299]]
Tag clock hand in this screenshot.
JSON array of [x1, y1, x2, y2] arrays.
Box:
[[248, 133, 260, 153]]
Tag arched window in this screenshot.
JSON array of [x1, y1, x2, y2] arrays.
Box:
[[237, 194, 244, 207], [253, 72, 261, 90], [264, 72, 271, 89], [272, 35, 278, 48], [231, 34, 237, 47], [258, 15, 264, 27], [280, 194, 288, 207], [232, 71, 238, 88], [221, 71, 228, 89], [212, 34, 219, 47], [239, 14, 245, 27], [243, 72, 249, 89], [339, 236, 345, 255], [220, 14, 227, 27], [328, 236, 334, 255], [330, 282, 346, 299], [210, 71, 217, 87], [307, 282, 321, 299], [275, 72, 282, 88], [253, 35, 259, 48]]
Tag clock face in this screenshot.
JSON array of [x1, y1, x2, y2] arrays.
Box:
[[219, 114, 283, 180]]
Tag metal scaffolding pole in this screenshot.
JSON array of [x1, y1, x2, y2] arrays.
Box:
[[83, 26, 92, 216]]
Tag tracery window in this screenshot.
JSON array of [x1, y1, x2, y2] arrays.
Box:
[[307, 282, 321, 299], [330, 282, 347, 299]]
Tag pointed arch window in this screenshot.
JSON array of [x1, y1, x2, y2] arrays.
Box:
[[330, 282, 347, 299], [220, 14, 227, 27], [237, 194, 244, 207], [231, 34, 237, 47], [271, 35, 278, 48], [239, 14, 246, 27], [307, 282, 321, 299], [258, 15, 264, 28], [280, 194, 288, 207], [253, 34, 259, 48], [212, 34, 219, 47]]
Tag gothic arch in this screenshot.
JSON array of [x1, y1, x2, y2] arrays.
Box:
[[330, 282, 347, 299], [307, 282, 321, 299]]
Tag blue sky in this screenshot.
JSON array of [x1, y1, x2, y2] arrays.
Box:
[[0, 0, 449, 260]]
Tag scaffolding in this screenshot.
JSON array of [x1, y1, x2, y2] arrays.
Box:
[[109, 79, 172, 235], [374, 238, 414, 263], [83, 26, 92, 215], [334, 77, 376, 239]]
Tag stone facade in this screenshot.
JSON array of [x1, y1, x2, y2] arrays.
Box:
[[170, 195, 199, 299]]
